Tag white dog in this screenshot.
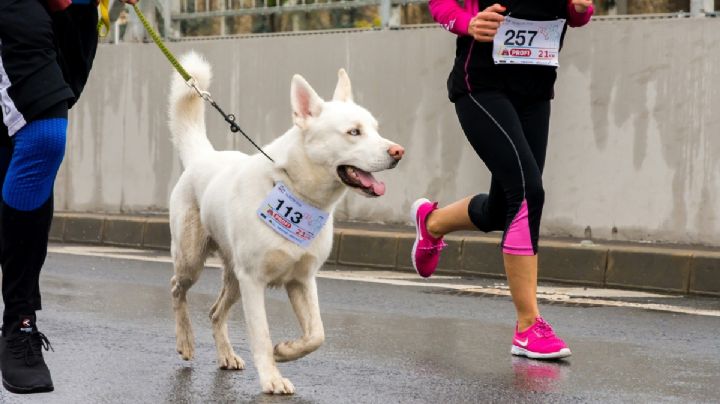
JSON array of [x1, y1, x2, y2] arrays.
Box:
[[167, 52, 404, 395]]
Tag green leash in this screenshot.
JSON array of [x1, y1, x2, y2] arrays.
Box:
[[133, 4, 191, 82], [131, 4, 275, 163]]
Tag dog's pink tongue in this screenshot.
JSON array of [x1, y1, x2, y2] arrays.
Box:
[[356, 170, 386, 196]]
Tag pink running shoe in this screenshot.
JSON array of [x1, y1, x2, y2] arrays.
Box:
[[411, 198, 446, 278], [511, 317, 571, 360]]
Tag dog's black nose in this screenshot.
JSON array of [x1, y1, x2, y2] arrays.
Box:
[[388, 144, 405, 161]]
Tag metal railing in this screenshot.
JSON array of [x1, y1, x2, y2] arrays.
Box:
[[112, 0, 716, 41], [176, 0, 387, 18], [607, 0, 715, 15], [172, 0, 426, 27]]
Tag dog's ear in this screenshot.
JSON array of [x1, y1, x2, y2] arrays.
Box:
[[291, 74, 323, 129], [332, 69, 353, 103]]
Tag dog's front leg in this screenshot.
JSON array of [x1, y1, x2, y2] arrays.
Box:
[[239, 278, 295, 395], [274, 277, 325, 363]]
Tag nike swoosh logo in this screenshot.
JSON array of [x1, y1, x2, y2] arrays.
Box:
[[514, 338, 528, 347]]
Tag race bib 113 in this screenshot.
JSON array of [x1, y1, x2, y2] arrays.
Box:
[[493, 17, 566, 67], [257, 182, 329, 248]]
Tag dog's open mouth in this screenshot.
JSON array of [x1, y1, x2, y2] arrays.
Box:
[[337, 165, 386, 197]]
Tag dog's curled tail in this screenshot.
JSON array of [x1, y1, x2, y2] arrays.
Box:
[[168, 51, 215, 166]]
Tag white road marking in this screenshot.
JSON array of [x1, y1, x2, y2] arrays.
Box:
[[47, 244, 720, 317]]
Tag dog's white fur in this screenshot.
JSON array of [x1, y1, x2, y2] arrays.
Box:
[[167, 52, 402, 395]]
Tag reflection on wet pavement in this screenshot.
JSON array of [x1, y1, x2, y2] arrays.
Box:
[[511, 357, 570, 393], [0, 249, 718, 403]]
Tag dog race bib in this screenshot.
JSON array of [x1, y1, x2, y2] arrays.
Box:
[[492, 16, 566, 67], [257, 182, 329, 248]]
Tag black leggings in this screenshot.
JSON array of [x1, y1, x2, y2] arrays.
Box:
[[455, 91, 551, 255]]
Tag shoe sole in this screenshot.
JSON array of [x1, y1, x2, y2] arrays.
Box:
[[511, 345, 572, 360], [2, 378, 54, 394], [410, 198, 431, 277]]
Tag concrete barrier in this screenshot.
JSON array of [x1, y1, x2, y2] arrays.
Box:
[[49, 213, 720, 296]]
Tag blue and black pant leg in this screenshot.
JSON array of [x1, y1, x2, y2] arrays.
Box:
[[0, 0, 98, 331]]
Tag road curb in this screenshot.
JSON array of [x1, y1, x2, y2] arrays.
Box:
[[49, 212, 720, 297]]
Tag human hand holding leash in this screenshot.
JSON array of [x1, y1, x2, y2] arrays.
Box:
[[468, 4, 506, 42], [571, 0, 593, 13]]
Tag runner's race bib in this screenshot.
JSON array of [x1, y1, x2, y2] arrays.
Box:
[[257, 182, 329, 248], [493, 16, 566, 67]]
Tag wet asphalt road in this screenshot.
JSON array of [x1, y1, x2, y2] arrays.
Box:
[[1, 245, 719, 403]]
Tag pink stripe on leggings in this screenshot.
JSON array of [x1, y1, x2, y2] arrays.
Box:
[[503, 199, 534, 256], [464, 41, 475, 92]]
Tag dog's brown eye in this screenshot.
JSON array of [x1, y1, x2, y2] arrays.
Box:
[[347, 128, 361, 136]]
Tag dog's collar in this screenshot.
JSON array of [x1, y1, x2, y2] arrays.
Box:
[[275, 168, 292, 187], [270, 174, 317, 211]]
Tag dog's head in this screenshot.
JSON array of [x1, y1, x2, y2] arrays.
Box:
[[290, 70, 404, 197]]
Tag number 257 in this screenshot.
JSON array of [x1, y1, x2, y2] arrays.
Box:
[[504, 30, 538, 47]]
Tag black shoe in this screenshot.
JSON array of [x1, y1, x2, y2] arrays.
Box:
[[0, 315, 54, 394]]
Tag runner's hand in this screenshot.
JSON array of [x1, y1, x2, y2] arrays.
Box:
[[571, 0, 593, 13], [468, 4, 506, 42]]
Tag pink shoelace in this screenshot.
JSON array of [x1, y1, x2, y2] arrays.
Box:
[[534, 318, 556, 338], [417, 241, 448, 254]]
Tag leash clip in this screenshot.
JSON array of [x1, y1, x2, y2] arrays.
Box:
[[186, 77, 213, 103]]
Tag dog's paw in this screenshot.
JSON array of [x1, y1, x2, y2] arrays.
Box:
[[274, 337, 323, 362], [176, 339, 194, 361], [261, 376, 295, 395], [218, 353, 245, 370], [273, 341, 296, 363]]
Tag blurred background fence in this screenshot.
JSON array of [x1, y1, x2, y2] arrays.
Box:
[[108, 0, 717, 42]]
